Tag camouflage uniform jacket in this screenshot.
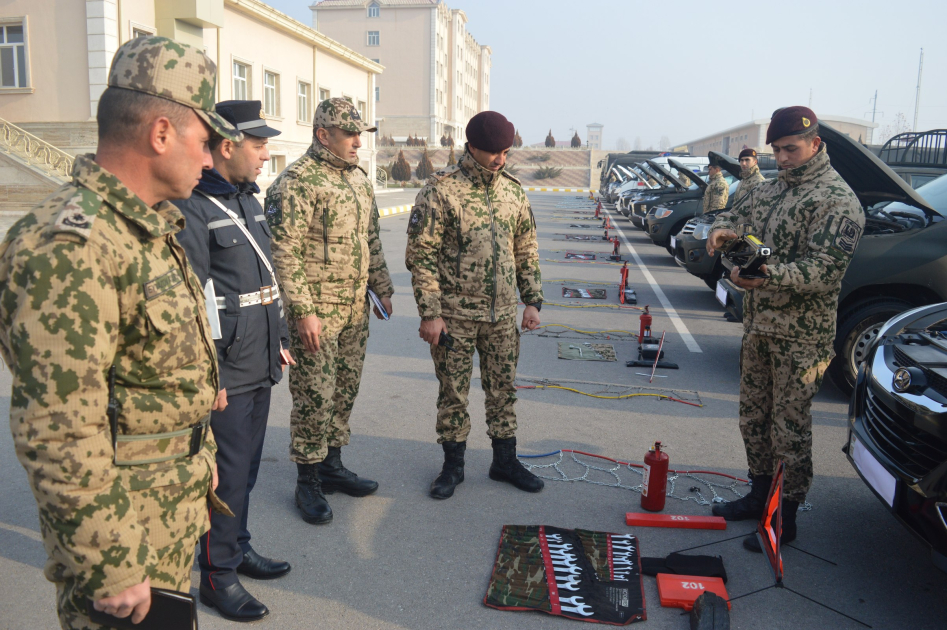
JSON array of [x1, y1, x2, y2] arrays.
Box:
[[711, 144, 864, 343], [703, 171, 729, 211], [265, 143, 393, 319], [732, 164, 765, 205], [677, 172, 691, 188], [0, 156, 219, 600], [405, 149, 543, 323]]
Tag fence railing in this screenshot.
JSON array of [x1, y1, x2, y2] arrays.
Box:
[[0, 117, 74, 182], [375, 166, 388, 189]]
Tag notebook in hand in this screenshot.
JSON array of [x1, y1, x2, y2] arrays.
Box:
[[87, 588, 197, 630]]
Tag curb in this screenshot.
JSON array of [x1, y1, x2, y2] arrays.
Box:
[[378, 204, 412, 218]]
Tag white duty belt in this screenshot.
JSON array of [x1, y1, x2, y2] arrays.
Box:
[[194, 190, 283, 313]]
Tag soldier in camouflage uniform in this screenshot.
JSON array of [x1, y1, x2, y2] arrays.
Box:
[[731, 148, 766, 205], [0, 37, 241, 629], [703, 156, 730, 211], [405, 111, 545, 499], [676, 169, 691, 189], [266, 98, 393, 525], [706, 107, 864, 550]]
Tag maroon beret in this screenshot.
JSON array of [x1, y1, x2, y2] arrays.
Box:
[[466, 111, 515, 153], [766, 106, 818, 144], [738, 148, 757, 159]]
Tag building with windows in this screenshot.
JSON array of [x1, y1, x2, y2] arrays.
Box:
[[684, 115, 878, 157], [586, 123, 603, 150], [313, 0, 491, 145], [0, 0, 382, 212]]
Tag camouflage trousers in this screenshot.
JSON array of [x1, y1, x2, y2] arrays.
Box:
[[739, 332, 832, 502], [288, 301, 369, 464], [431, 317, 520, 443]]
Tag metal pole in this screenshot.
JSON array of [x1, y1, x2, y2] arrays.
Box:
[[913, 49, 924, 132], [870, 90, 877, 144]]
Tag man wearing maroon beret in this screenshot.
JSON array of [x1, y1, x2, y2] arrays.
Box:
[[706, 107, 864, 550], [732, 148, 766, 204], [405, 111, 545, 500]]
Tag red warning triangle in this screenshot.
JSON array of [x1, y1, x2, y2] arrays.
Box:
[[756, 461, 785, 583]]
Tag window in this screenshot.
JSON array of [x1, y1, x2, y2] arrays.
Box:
[[367, 31, 380, 46], [371, 58, 380, 63], [0, 22, 27, 88], [268, 155, 285, 177], [297, 81, 311, 123], [368, 2, 380, 17], [233, 61, 249, 100], [132, 27, 154, 38], [358, 100, 366, 121], [375, 86, 380, 102], [319, 87, 330, 102], [263, 70, 280, 117]]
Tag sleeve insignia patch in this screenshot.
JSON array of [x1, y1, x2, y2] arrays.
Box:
[[407, 206, 424, 235], [264, 192, 283, 227], [831, 216, 861, 255]]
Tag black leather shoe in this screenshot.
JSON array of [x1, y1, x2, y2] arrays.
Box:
[[744, 500, 799, 552], [296, 463, 333, 524], [712, 474, 772, 521], [199, 582, 269, 622], [237, 549, 291, 580], [488, 437, 544, 493], [430, 441, 466, 499], [317, 447, 379, 497]]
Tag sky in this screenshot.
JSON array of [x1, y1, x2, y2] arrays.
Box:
[[266, 0, 947, 149]]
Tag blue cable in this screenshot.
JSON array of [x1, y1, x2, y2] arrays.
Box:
[[517, 450, 563, 459]]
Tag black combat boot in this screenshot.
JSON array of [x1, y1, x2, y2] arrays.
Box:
[[430, 441, 466, 499], [317, 447, 379, 497], [711, 473, 772, 521], [488, 437, 544, 493], [743, 500, 800, 552], [295, 463, 333, 524]]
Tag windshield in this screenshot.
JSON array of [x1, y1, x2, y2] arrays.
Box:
[[884, 173, 947, 217]]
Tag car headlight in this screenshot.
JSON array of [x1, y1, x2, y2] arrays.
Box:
[[653, 208, 674, 219], [692, 223, 712, 240]]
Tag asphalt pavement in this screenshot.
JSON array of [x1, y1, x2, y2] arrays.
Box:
[[1, 192, 945, 629]]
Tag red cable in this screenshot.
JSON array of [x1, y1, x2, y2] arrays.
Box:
[[561, 449, 748, 483]]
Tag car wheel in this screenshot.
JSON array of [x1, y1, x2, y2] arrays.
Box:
[[830, 297, 914, 395]]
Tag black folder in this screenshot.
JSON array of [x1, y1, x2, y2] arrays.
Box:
[[87, 588, 197, 629]]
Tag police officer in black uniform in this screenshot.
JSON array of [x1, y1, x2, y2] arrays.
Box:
[[174, 100, 293, 622]]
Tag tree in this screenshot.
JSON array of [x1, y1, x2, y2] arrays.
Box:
[[876, 112, 911, 145], [415, 148, 435, 180], [633, 136, 642, 151], [440, 134, 447, 147], [659, 135, 671, 151], [615, 137, 630, 151], [571, 131, 582, 148], [391, 150, 412, 181], [545, 129, 556, 148], [447, 145, 456, 166], [513, 130, 523, 148]]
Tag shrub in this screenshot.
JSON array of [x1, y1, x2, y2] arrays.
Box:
[[534, 166, 562, 180], [447, 146, 456, 166], [391, 150, 412, 181], [534, 153, 552, 162], [571, 132, 582, 148], [544, 129, 556, 148], [415, 148, 435, 180], [506, 164, 519, 176], [513, 130, 523, 148]]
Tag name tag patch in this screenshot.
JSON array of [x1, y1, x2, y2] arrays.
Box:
[[144, 268, 183, 300]]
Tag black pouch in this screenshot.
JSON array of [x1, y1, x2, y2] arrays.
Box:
[[641, 552, 728, 584]]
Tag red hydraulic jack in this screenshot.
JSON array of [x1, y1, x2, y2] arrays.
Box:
[[595, 201, 602, 218], [619, 262, 636, 304], [608, 236, 623, 261]]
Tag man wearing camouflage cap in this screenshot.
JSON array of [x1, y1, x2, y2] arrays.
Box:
[[266, 97, 393, 525], [0, 36, 240, 628], [405, 111, 545, 500], [703, 155, 730, 212], [706, 107, 863, 550], [732, 148, 766, 204]]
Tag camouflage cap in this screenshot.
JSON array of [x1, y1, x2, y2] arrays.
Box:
[[313, 97, 376, 133], [108, 36, 242, 142]]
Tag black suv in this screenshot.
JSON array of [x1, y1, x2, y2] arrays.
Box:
[[847, 302, 947, 572], [627, 162, 691, 228]]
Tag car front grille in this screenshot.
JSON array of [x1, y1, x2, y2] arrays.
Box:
[[681, 219, 698, 235], [863, 386, 947, 480], [893, 346, 947, 398]]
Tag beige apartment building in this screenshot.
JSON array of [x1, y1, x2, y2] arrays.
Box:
[[685, 115, 878, 157], [313, 0, 490, 144], [0, 0, 382, 212]]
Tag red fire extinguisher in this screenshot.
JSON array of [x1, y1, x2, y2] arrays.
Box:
[[641, 441, 669, 512], [638, 305, 652, 343]]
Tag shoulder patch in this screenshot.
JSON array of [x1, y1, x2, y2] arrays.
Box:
[[830, 216, 861, 256], [264, 192, 283, 227], [407, 206, 424, 235], [52, 188, 100, 241], [501, 170, 522, 186]]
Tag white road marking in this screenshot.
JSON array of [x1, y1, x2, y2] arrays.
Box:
[[604, 206, 702, 353]]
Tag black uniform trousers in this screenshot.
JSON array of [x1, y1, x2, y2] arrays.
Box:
[[199, 386, 271, 589]]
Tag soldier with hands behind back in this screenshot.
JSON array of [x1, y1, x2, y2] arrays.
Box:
[[703, 154, 730, 212], [705, 107, 864, 550], [732, 148, 766, 205], [0, 36, 241, 629], [266, 98, 393, 525], [405, 111, 545, 500], [174, 100, 293, 622]]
